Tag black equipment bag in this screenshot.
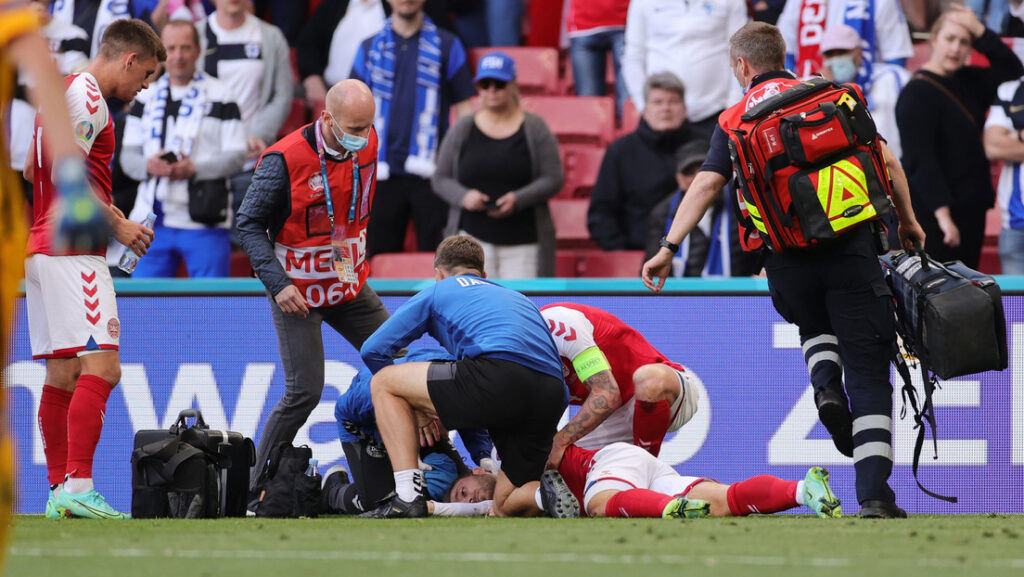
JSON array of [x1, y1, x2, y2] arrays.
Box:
[[879, 249, 1008, 503], [131, 409, 255, 518], [254, 442, 321, 518]]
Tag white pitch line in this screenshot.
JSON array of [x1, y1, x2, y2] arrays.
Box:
[[8, 547, 1024, 569]]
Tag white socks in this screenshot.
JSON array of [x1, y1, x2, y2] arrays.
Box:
[[795, 481, 806, 505], [534, 488, 545, 511], [64, 477, 94, 495], [394, 469, 424, 502]]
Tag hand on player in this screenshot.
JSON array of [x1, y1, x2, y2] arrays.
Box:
[[417, 413, 444, 447], [274, 284, 309, 317], [641, 249, 674, 293], [486, 192, 517, 219], [545, 442, 567, 471], [112, 207, 154, 257]]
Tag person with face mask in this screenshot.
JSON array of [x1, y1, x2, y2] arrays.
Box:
[[236, 79, 394, 514], [818, 25, 910, 159]]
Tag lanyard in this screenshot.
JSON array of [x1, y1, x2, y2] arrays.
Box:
[[313, 120, 361, 229]]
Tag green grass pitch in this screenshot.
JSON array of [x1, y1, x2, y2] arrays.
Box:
[[6, 514, 1024, 577]]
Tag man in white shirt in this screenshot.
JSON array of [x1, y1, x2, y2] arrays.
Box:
[[120, 19, 246, 277], [196, 0, 292, 242], [983, 75, 1024, 274], [621, 0, 748, 134]]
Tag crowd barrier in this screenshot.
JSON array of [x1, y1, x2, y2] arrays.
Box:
[[5, 277, 1024, 515]]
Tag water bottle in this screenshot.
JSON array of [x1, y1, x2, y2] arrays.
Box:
[[305, 458, 319, 477], [117, 212, 157, 274]]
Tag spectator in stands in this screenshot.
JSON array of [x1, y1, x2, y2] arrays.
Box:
[[897, 5, 1023, 269], [818, 25, 909, 159], [485, 0, 522, 46], [48, 0, 147, 59], [8, 0, 89, 191], [566, 0, 629, 117], [119, 20, 246, 277], [197, 0, 293, 244], [432, 52, 563, 278], [351, 0, 475, 257], [588, 73, 708, 252], [983, 75, 1024, 274], [622, 0, 747, 135], [297, 0, 386, 110], [149, 0, 209, 32], [777, 0, 912, 82], [752, 0, 785, 24]]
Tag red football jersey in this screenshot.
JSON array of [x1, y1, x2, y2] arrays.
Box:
[[557, 444, 599, 513], [540, 303, 682, 405], [27, 72, 114, 256]]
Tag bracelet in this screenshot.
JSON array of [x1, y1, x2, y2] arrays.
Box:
[[658, 236, 680, 255]]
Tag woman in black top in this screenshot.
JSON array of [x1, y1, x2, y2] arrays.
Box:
[[896, 4, 1024, 268], [432, 52, 564, 277]]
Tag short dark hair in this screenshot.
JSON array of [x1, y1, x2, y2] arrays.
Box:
[[729, 22, 785, 73], [163, 19, 201, 48], [99, 19, 167, 62], [434, 236, 485, 274]]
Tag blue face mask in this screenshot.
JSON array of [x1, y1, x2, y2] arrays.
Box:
[[826, 56, 858, 84], [328, 112, 369, 152]]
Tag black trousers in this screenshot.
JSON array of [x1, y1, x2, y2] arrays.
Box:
[[764, 227, 897, 505], [916, 205, 987, 270], [367, 175, 449, 258]]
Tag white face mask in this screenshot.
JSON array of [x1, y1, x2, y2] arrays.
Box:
[[825, 55, 859, 84]]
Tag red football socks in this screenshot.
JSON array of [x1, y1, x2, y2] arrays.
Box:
[[38, 385, 73, 486], [726, 475, 799, 516], [633, 400, 671, 456], [604, 489, 675, 518], [65, 374, 114, 479]]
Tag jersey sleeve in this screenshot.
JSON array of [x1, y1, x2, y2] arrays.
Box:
[[876, 0, 913, 62], [986, 81, 1017, 130], [541, 306, 599, 361], [65, 75, 109, 156]]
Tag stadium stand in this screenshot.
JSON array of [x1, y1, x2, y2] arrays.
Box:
[[549, 198, 596, 249], [370, 252, 437, 278], [520, 95, 615, 146], [575, 249, 645, 277], [559, 144, 604, 198]]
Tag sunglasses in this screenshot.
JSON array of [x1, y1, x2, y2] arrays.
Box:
[[477, 78, 508, 90]]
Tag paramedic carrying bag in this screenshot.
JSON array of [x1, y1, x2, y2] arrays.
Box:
[[727, 77, 893, 252], [131, 409, 255, 518], [879, 249, 1008, 503]]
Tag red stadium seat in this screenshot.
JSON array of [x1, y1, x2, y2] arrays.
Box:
[[229, 251, 253, 278], [521, 96, 615, 146], [469, 47, 560, 95], [278, 98, 308, 139], [555, 249, 580, 277], [619, 98, 639, 137], [370, 252, 437, 278], [559, 144, 605, 198], [576, 249, 645, 278], [549, 198, 596, 248], [906, 41, 930, 73]]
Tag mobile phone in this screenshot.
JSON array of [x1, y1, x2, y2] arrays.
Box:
[[159, 151, 179, 163], [483, 196, 499, 210]]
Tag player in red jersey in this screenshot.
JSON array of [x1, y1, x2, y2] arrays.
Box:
[[449, 442, 842, 519], [539, 303, 701, 469], [25, 19, 165, 520]]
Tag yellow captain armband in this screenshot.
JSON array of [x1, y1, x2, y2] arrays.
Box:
[[572, 347, 612, 383], [0, 9, 41, 49]]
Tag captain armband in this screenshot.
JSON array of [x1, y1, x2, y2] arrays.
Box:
[[572, 347, 612, 383]]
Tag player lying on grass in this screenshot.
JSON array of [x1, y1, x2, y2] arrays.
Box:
[[325, 347, 495, 516], [447, 442, 842, 519]]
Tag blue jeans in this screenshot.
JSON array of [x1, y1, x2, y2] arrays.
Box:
[[486, 0, 523, 46], [999, 227, 1024, 274], [966, 0, 1008, 33], [569, 30, 627, 117], [453, 1, 490, 48], [132, 225, 232, 278]]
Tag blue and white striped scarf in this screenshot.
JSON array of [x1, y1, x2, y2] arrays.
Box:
[[843, 0, 877, 91], [366, 16, 441, 181]]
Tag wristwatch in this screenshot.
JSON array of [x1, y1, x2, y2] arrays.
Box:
[[658, 236, 680, 255]]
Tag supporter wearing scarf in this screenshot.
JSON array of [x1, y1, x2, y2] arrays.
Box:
[[50, 0, 130, 58], [364, 15, 441, 181], [843, 0, 877, 90]]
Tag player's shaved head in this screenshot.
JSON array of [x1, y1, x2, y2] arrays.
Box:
[[327, 79, 375, 131]]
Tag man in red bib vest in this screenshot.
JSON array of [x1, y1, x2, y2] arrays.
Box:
[[237, 79, 392, 511], [642, 22, 925, 519]]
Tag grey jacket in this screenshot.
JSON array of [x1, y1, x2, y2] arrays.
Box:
[[431, 112, 564, 276], [197, 14, 293, 146]]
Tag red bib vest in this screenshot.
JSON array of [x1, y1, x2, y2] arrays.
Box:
[[262, 124, 378, 308]]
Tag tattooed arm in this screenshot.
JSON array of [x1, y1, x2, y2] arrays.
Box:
[[545, 369, 622, 471]]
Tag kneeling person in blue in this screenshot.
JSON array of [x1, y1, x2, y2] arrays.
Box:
[[328, 347, 494, 515], [361, 235, 569, 518]]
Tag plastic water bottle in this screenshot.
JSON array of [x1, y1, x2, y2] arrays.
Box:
[[117, 212, 157, 274], [305, 458, 319, 477]]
